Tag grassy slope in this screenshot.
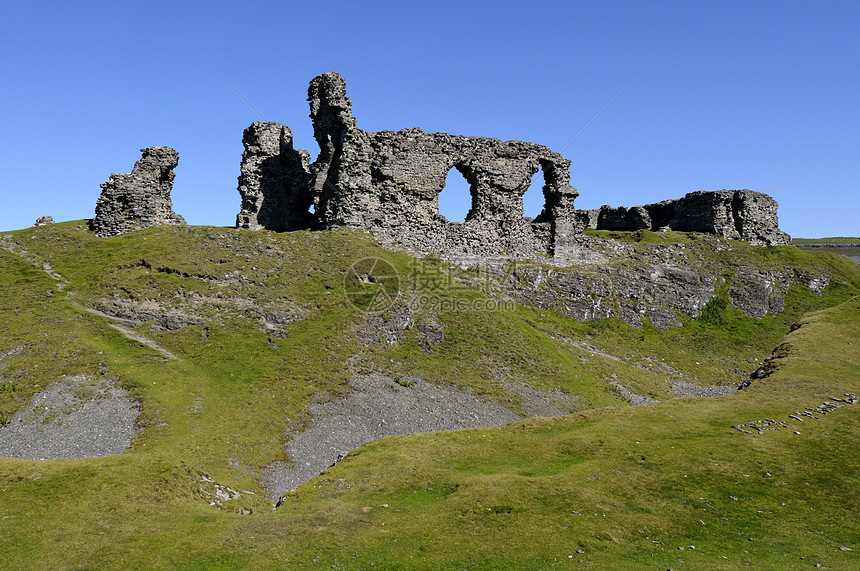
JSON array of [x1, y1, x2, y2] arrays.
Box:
[[792, 237, 860, 245], [0, 222, 858, 569]]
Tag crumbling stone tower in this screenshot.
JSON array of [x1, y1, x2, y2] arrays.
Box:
[[235, 122, 312, 231], [92, 147, 186, 238]]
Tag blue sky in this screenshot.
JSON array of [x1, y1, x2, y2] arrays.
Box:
[[1, 1, 857, 237]]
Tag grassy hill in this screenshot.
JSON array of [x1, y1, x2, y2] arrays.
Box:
[[1, 222, 858, 569]]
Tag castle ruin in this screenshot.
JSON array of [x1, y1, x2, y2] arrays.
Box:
[[92, 72, 790, 252], [235, 72, 790, 258], [236, 72, 585, 261]]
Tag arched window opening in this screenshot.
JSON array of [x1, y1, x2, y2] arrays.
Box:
[[438, 167, 472, 222], [523, 167, 546, 220]]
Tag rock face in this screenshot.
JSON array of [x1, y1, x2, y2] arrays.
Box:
[[236, 122, 312, 231], [578, 189, 791, 245], [239, 72, 584, 261], [92, 147, 186, 238], [509, 235, 828, 329]]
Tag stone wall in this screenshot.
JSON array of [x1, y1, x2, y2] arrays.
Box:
[[235, 72, 791, 255], [238, 72, 585, 260], [92, 147, 186, 238], [577, 189, 791, 245]]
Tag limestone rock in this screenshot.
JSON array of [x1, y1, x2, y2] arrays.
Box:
[[509, 235, 802, 329], [34, 215, 54, 226], [92, 147, 185, 238], [236, 122, 312, 231]]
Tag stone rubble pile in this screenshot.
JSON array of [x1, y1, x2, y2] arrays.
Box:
[[732, 393, 856, 433]]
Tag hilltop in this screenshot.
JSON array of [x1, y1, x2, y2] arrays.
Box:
[[1, 221, 858, 568]]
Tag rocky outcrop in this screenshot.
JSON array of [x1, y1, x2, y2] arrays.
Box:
[[507, 234, 828, 329], [578, 189, 791, 245], [236, 122, 312, 231], [511, 259, 712, 330], [92, 147, 185, 238], [34, 215, 54, 226]]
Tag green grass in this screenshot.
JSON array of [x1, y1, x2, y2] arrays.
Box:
[[792, 236, 860, 244], [1, 222, 859, 569], [585, 228, 703, 244]]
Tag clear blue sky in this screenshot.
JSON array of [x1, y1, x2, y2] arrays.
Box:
[[2, 0, 857, 238]]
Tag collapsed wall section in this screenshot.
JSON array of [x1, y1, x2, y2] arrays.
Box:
[[577, 189, 791, 245]]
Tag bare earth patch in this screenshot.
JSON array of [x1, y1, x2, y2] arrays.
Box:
[[264, 373, 578, 501], [0, 375, 138, 460]]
